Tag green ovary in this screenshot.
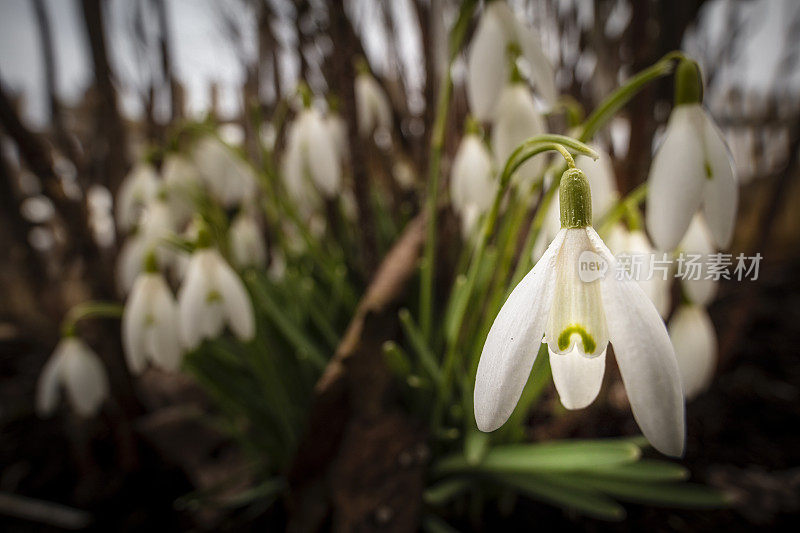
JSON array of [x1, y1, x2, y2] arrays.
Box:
[[557, 324, 596, 353]]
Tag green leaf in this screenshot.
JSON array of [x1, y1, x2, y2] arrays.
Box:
[[422, 514, 461, 533], [433, 440, 640, 476], [399, 308, 442, 385], [383, 341, 412, 377], [569, 476, 731, 508], [424, 478, 471, 506], [496, 473, 625, 521], [583, 459, 689, 482], [464, 427, 490, 466]]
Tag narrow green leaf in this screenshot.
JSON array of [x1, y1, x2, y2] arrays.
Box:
[[464, 427, 490, 466], [570, 476, 731, 508], [584, 459, 689, 482], [496, 473, 625, 521], [399, 308, 442, 384], [383, 341, 412, 377], [434, 440, 640, 476], [424, 478, 471, 506]]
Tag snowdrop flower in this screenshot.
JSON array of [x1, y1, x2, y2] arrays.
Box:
[[282, 104, 342, 204], [162, 154, 200, 227], [355, 65, 392, 138], [677, 214, 717, 306], [36, 337, 109, 417], [492, 82, 546, 185], [467, 0, 557, 121], [606, 224, 671, 318], [116, 198, 177, 294], [450, 126, 496, 236], [646, 59, 737, 251], [178, 233, 255, 350], [669, 304, 717, 399], [116, 162, 159, 232], [325, 108, 350, 164], [123, 256, 183, 374], [475, 168, 685, 456], [229, 210, 267, 269], [193, 136, 257, 208]]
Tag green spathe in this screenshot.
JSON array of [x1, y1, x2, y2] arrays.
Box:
[[559, 168, 592, 228]]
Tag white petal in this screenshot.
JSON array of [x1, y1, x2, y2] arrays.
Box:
[[61, 339, 108, 417], [545, 228, 609, 356], [303, 110, 342, 197], [466, 4, 508, 121], [491, 84, 546, 184], [474, 229, 566, 432], [669, 305, 717, 399], [646, 105, 706, 251], [600, 236, 685, 457], [178, 252, 211, 349], [678, 214, 718, 305], [148, 275, 183, 371], [450, 135, 495, 215], [549, 346, 606, 410], [229, 213, 267, 269], [116, 236, 146, 295], [700, 110, 738, 248], [122, 274, 151, 374], [36, 344, 65, 417], [214, 254, 255, 342], [513, 17, 558, 107]]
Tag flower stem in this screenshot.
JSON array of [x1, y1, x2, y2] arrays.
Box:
[[420, 0, 478, 342], [61, 301, 124, 337]]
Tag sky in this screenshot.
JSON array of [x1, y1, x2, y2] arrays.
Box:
[[0, 0, 798, 129]]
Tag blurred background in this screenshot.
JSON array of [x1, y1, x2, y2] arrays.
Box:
[[1, 0, 799, 530]]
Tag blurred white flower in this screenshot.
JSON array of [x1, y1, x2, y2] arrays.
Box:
[[116, 199, 177, 294], [677, 214, 718, 306], [123, 269, 183, 374], [282, 107, 342, 205], [162, 154, 200, 227], [646, 104, 737, 251], [116, 162, 159, 232], [492, 83, 546, 185], [193, 136, 257, 208], [178, 247, 255, 349], [669, 303, 717, 399], [325, 111, 350, 164], [229, 211, 267, 269], [36, 337, 109, 417], [467, 0, 557, 121], [606, 225, 671, 318], [355, 71, 392, 138], [450, 133, 495, 236]]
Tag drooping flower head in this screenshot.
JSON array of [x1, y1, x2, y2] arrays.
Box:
[[467, 0, 557, 121], [177, 227, 256, 350], [492, 81, 546, 185], [36, 336, 109, 417], [354, 60, 392, 140], [646, 59, 737, 251], [475, 166, 685, 456], [669, 303, 717, 400], [122, 252, 183, 374], [229, 209, 267, 269], [192, 135, 257, 208], [116, 162, 159, 232], [450, 119, 496, 236]]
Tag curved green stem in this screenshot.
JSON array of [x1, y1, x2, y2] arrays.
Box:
[[419, 0, 478, 342], [596, 183, 648, 235], [61, 301, 124, 337], [579, 51, 687, 142]]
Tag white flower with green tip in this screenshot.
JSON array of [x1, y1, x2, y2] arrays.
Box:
[[36, 337, 109, 417], [475, 168, 685, 457]]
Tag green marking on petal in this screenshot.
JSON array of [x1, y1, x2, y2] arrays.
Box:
[[704, 160, 713, 180], [206, 290, 222, 303], [557, 324, 597, 353]]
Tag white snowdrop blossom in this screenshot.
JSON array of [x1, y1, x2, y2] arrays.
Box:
[[475, 169, 685, 457], [123, 270, 183, 373], [193, 136, 257, 208], [492, 83, 546, 185], [355, 72, 392, 138], [162, 154, 200, 227], [282, 107, 342, 204], [467, 0, 557, 121], [678, 214, 718, 306], [669, 304, 717, 399], [325, 112, 350, 164], [450, 133, 496, 236], [229, 211, 267, 269], [606, 225, 671, 318], [36, 337, 109, 417], [646, 103, 737, 251], [178, 246, 255, 350], [116, 199, 177, 294], [116, 162, 159, 232]]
